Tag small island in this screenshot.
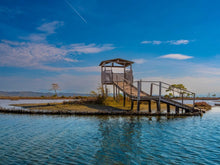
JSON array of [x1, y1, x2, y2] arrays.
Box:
[[0, 58, 213, 116]]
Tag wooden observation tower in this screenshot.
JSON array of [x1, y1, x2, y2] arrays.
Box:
[[99, 58, 198, 114], [99, 58, 133, 103], [99, 58, 134, 85]]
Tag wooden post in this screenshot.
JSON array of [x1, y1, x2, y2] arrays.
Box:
[[181, 93, 184, 106], [175, 106, 179, 114], [137, 101, 140, 112], [105, 85, 108, 97], [148, 100, 151, 113], [123, 92, 126, 107], [150, 83, 153, 96], [102, 84, 104, 97], [156, 101, 160, 113], [140, 79, 142, 91], [181, 93, 184, 114], [115, 85, 118, 100], [193, 93, 195, 108], [124, 64, 125, 80], [113, 85, 115, 100], [137, 81, 141, 112], [131, 100, 134, 110], [157, 82, 162, 112], [167, 104, 170, 113], [117, 89, 120, 102]]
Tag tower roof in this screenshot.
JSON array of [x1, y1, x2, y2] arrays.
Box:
[[99, 58, 134, 67]]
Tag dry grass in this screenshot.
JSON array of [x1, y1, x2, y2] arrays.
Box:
[[13, 97, 187, 113]]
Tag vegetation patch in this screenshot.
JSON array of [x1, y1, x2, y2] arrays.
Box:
[[194, 102, 212, 111]]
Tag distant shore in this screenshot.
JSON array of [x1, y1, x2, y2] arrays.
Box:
[[0, 96, 219, 100], [0, 96, 82, 100]]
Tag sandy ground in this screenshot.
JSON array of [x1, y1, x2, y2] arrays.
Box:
[[12, 102, 182, 114]]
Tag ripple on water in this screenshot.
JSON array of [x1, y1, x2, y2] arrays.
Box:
[[0, 107, 220, 164]]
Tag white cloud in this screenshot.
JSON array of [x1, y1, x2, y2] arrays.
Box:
[[141, 41, 152, 44], [159, 54, 193, 60], [70, 66, 100, 72], [133, 58, 147, 64], [0, 21, 115, 71], [66, 43, 115, 54], [152, 40, 162, 45], [20, 34, 47, 42], [141, 40, 162, 45], [0, 40, 115, 70], [141, 39, 191, 45], [167, 40, 189, 45], [196, 67, 220, 75], [35, 66, 100, 72], [37, 21, 64, 34], [20, 21, 64, 42]]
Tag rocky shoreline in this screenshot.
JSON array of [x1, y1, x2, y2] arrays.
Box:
[[0, 107, 203, 116]]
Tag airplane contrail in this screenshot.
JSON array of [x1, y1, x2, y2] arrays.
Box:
[[64, 0, 87, 24]]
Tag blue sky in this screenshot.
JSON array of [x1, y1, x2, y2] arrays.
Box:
[[0, 0, 220, 95]]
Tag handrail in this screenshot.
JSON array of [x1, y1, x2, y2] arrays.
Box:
[[151, 82, 193, 96], [113, 75, 196, 109], [114, 76, 195, 95], [134, 80, 195, 95]]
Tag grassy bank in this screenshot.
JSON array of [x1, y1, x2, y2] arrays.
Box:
[[8, 96, 212, 113], [12, 97, 183, 113], [0, 97, 210, 116]]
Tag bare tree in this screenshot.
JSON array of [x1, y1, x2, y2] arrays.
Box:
[[50, 83, 60, 96]]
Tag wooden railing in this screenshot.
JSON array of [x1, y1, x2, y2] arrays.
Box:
[[134, 80, 196, 108], [114, 75, 196, 108]]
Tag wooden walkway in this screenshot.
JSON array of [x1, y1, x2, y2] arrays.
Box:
[[113, 80, 195, 113]]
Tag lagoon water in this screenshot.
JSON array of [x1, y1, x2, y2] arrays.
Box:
[[0, 100, 220, 164]]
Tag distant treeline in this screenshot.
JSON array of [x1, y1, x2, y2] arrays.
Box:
[[0, 91, 89, 97]]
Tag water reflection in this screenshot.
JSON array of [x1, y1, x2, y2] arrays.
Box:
[[95, 116, 142, 164]]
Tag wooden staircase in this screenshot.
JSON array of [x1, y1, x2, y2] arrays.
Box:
[[113, 79, 195, 113], [114, 81, 149, 98]]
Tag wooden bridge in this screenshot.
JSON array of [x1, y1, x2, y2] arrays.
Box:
[[113, 77, 196, 113], [99, 58, 197, 114]]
